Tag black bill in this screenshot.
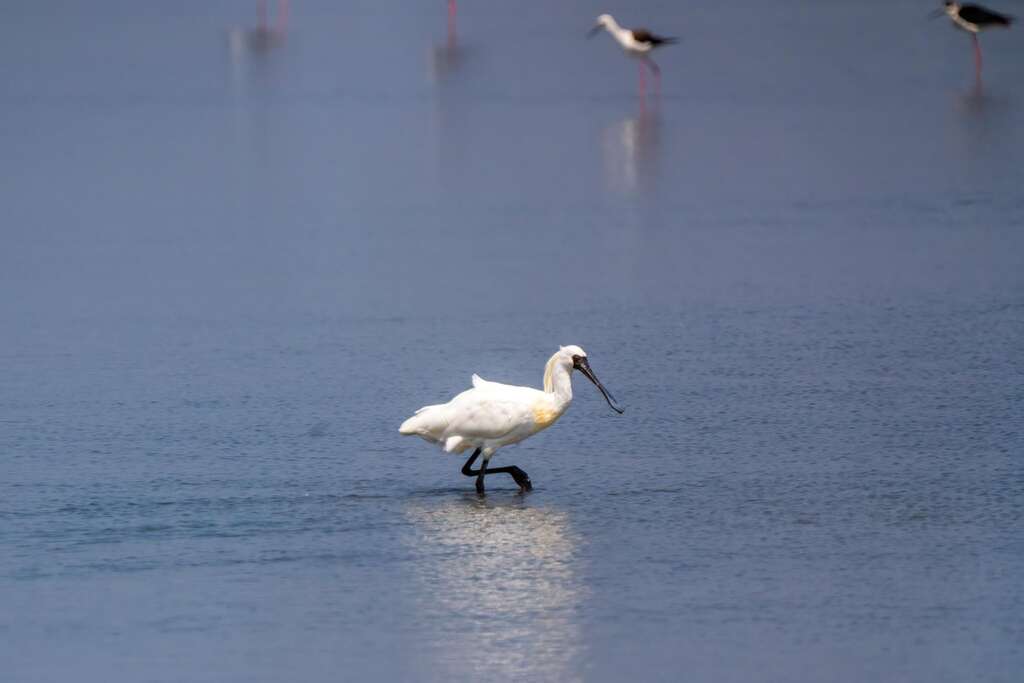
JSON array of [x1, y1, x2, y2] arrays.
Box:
[[587, 25, 602, 38], [573, 356, 625, 414]]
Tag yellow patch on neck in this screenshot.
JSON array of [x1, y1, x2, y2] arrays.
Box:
[[532, 401, 562, 429], [542, 354, 559, 393]]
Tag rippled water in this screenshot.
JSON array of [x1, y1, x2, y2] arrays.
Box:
[[2, 1, 1023, 681]]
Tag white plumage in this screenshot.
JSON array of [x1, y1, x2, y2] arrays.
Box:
[[400, 345, 623, 493], [591, 14, 654, 54]]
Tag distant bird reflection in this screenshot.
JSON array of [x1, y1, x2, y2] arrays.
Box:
[[945, 72, 1018, 173], [962, 76, 988, 110], [955, 78, 1010, 140], [227, 0, 289, 59], [603, 100, 660, 193], [430, 0, 465, 83], [403, 497, 584, 679]]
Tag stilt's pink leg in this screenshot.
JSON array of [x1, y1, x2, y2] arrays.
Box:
[[645, 58, 661, 96], [638, 60, 647, 99]]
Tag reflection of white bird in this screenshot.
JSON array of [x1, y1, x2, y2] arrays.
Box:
[[588, 14, 677, 93], [603, 106, 659, 193], [403, 500, 582, 677], [399, 346, 623, 493]]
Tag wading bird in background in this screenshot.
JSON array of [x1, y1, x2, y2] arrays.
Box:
[[588, 14, 677, 96], [931, 2, 1014, 79], [399, 346, 624, 494]]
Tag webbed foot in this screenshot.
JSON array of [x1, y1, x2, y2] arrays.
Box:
[[509, 467, 532, 492]]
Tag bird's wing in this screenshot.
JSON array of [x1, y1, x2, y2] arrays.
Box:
[[471, 374, 531, 393], [959, 5, 1013, 25], [631, 28, 678, 45], [446, 391, 534, 440]]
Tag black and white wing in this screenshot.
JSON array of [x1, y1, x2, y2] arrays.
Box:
[[958, 4, 1013, 27], [630, 28, 678, 46]]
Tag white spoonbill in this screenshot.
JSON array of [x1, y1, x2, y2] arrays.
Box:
[[399, 345, 624, 493], [587, 14, 678, 94]]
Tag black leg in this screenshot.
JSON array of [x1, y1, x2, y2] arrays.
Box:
[[461, 448, 482, 476], [484, 465, 532, 492], [460, 449, 487, 493], [459, 448, 532, 492]]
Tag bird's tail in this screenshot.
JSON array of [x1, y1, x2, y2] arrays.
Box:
[[657, 36, 679, 45], [399, 404, 447, 440]]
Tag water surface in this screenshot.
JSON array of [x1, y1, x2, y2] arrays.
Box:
[[2, 1, 1023, 681]]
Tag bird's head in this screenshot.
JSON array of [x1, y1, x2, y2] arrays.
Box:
[[931, 2, 959, 18], [588, 14, 615, 38], [559, 345, 624, 413]]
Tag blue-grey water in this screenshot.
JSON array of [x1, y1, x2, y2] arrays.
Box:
[[2, 1, 1023, 681]]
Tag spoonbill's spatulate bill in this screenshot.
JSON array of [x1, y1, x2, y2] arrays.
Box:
[[587, 14, 677, 94], [399, 346, 624, 493], [931, 2, 1014, 78]]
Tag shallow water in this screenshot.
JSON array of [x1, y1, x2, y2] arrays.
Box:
[[2, 1, 1023, 681]]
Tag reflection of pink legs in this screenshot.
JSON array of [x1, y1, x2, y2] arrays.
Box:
[[972, 34, 982, 80], [447, 0, 457, 45], [258, 0, 288, 34], [276, 0, 289, 34]]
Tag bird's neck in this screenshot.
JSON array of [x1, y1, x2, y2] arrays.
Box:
[[605, 19, 630, 42], [542, 355, 573, 408], [604, 17, 623, 33]]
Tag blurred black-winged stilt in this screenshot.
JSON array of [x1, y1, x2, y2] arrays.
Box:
[[931, 2, 1014, 78], [587, 14, 677, 96]]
